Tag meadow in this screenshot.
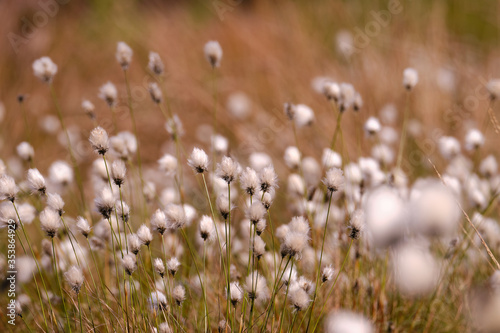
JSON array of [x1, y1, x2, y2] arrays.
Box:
[[1, 1, 500, 332]]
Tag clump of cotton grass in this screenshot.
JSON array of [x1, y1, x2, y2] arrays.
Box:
[[324, 310, 374, 333], [393, 242, 439, 297], [204, 41, 223, 68], [116, 41, 133, 70], [40, 207, 61, 238], [32, 56, 58, 83], [27, 168, 46, 195], [89, 127, 110, 155], [188, 147, 209, 174], [64, 266, 84, 294], [403, 67, 419, 90], [16, 142, 34, 162], [98, 82, 118, 107]]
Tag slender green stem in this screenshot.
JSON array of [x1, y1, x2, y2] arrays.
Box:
[[52, 238, 72, 332], [278, 259, 294, 333]]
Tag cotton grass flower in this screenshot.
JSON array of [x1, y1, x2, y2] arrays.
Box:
[[322, 148, 342, 169], [151, 209, 168, 235], [246, 202, 266, 224], [216, 156, 239, 184], [27, 168, 46, 195], [98, 82, 118, 107], [137, 224, 153, 246], [64, 266, 84, 294], [148, 82, 163, 104], [228, 281, 243, 306], [260, 165, 278, 193], [364, 117, 381, 136], [403, 67, 419, 90], [325, 310, 373, 333], [240, 167, 259, 196], [227, 92, 251, 119], [111, 159, 126, 186], [158, 154, 177, 176], [95, 188, 115, 219], [438, 136, 461, 160], [0, 175, 18, 202], [465, 128, 485, 151], [244, 272, 269, 302], [323, 167, 345, 192], [322, 265, 335, 283], [199, 215, 215, 242], [82, 100, 95, 119], [32, 56, 58, 83], [288, 281, 310, 311], [40, 207, 61, 238], [487, 79, 500, 100], [284, 146, 301, 169], [348, 209, 365, 240], [116, 41, 133, 69], [323, 81, 340, 101], [128, 233, 141, 255], [123, 254, 137, 275], [204, 41, 223, 68], [154, 258, 165, 277], [165, 204, 187, 229], [47, 193, 64, 216], [116, 201, 129, 222], [293, 104, 315, 128], [148, 52, 164, 75], [76, 216, 91, 238], [167, 257, 180, 276], [172, 285, 186, 306], [188, 147, 209, 173], [16, 142, 34, 162], [89, 126, 110, 155]]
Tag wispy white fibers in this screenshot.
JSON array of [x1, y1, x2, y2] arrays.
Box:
[[363, 185, 406, 248], [392, 242, 439, 297], [410, 179, 460, 237], [325, 310, 373, 333]]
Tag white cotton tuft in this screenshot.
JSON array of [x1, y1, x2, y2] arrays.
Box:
[[403, 68, 419, 90], [204, 41, 223, 68], [33, 57, 58, 83]]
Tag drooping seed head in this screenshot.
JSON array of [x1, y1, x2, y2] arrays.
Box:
[[128, 233, 141, 255]]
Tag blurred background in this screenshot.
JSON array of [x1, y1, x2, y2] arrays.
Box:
[[1, 0, 500, 184]]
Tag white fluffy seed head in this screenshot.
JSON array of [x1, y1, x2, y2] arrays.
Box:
[[82, 100, 95, 118], [154, 258, 165, 277], [158, 322, 172, 333], [325, 310, 374, 333], [323, 167, 345, 192], [27, 168, 46, 195], [253, 235, 266, 259], [284, 146, 301, 169], [487, 79, 500, 100], [353, 92, 363, 111], [89, 127, 110, 155], [465, 128, 485, 151], [148, 52, 164, 75], [438, 136, 461, 160], [151, 209, 168, 235], [348, 209, 365, 240], [165, 204, 187, 230], [322, 148, 342, 169], [149, 291, 168, 311], [167, 257, 180, 276], [323, 81, 341, 101], [16, 142, 34, 161], [116, 201, 130, 222], [95, 187, 115, 219], [260, 166, 278, 193], [172, 285, 186, 305], [246, 202, 266, 224], [76, 216, 91, 238], [339, 83, 356, 111], [123, 254, 137, 275], [188, 147, 209, 173], [204, 41, 223, 68], [199, 215, 216, 242], [480, 155, 498, 178], [217, 156, 239, 184], [293, 104, 315, 128], [289, 282, 311, 311], [240, 167, 259, 196], [403, 67, 419, 90], [33, 56, 58, 83], [110, 160, 126, 186], [64, 266, 84, 294], [137, 224, 153, 246], [322, 265, 335, 283], [212, 134, 229, 155], [216, 193, 232, 220], [128, 233, 141, 255], [158, 154, 178, 177], [364, 117, 381, 136], [116, 41, 133, 69], [40, 207, 61, 238], [229, 281, 243, 305], [98, 82, 118, 107], [148, 82, 163, 104], [281, 230, 309, 259], [47, 193, 64, 216], [244, 272, 269, 302]]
